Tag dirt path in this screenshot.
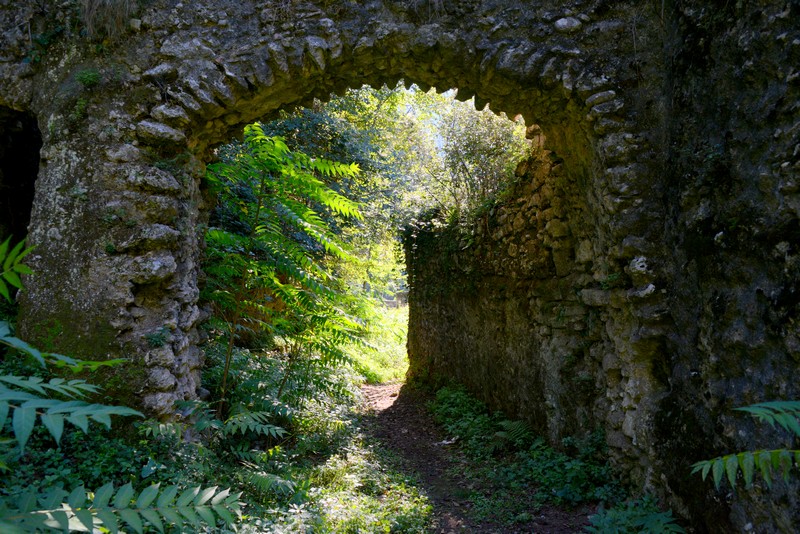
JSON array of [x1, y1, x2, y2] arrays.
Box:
[[362, 383, 590, 533]]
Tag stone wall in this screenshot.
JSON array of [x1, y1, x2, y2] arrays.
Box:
[[405, 1, 800, 531], [0, 0, 797, 530]]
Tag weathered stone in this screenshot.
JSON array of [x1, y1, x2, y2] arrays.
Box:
[[118, 224, 181, 253], [148, 367, 178, 391], [136, 120, 186, 145], [129, 251, 177, 283], [554, 17, 582, 34], [107, 144, 142, 163], [580, 288, 610, 307], [151, 104, 191, 126], [126, 168, 182, 195], [545, 219, 570, 238]]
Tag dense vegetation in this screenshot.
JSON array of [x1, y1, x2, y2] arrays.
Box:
[[0, 84, 722, 532]]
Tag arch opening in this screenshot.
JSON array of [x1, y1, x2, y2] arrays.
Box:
[[0, 108, 42, 243]]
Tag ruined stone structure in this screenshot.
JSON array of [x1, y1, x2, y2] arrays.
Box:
[[0, 0, 797, 530]]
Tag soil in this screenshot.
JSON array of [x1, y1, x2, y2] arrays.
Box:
[[361, 382, 593, 533]]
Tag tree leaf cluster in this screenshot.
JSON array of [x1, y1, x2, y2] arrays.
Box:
[[0, 482, 241, 533], [204, 125, 368, 414], [692, 401, 800, 490]]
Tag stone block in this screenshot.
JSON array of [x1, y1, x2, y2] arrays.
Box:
[[581, 288, 610, 307]]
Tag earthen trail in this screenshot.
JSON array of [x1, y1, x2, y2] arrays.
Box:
[[361, 383, 589, 533]]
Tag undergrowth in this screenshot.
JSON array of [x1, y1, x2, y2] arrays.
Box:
[[200, 341, 431, 532], [349, 305, 409, 384], [427, 385, 684, 532]]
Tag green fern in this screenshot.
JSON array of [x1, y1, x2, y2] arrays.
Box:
[[494, 419, 532, 448], [224, 409, 286, 438], [0, 374, 142, 454], [204, 125, 366, 412], [0, 237, 239, 533], [0, 237, 33, 302], [0, 482, 241, 532], [692, 401, 800, 490], [736, 401, 800, 435], [245, 466, 297, 497]]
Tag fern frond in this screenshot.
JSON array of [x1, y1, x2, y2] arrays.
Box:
[[0, 237, 34, 303], [245, 466, 296, 497], [223, 410, 286, 439], [0, 482, 242, 532], [0, 375, 142, 452], [736, 401, 800, 437], [495, 419, 532, 446], [137, 421, 185, 440], [692, 449, 800, 490]]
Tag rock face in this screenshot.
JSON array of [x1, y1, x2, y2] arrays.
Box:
[[0, 0, 797, 530]]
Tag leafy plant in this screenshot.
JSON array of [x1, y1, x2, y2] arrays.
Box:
[[428, 385, 625, 516], [585, 496, 685, 533], [0, 482, 241, 533], [0, 374, 141, 456], [0, 237, 239, 533], [1, 321, 125, 373], [75, 68, 101, 88], [0, 237, 33, 302], [692, 401, 800, 489], [144, 328, 169, 348], [204, 124, 365, 414]]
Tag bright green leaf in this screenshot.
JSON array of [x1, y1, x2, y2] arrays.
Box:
[[2, 270, 22, 289], [95, 508, 119, 534], [75, 509, 94, 532], [40, 413, 65, 444], [739, 452, 755, 488], [140, 508, 164, 533], [176, 486, 200, 507], [194, 486, 217, 506], [725, 455, 739, 489], [157, 485, 178, 507], [68, 485, 87, 509]]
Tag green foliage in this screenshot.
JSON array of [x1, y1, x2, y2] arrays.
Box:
[[0, 242, 236, 533], [1, 321, 126, 372], [144, 328, 168, 348], [75, 68, 101, 88], [0, 237, 33, 303], [348, 305, 409, 384], [0, 482, 241, 533], [69, 98, 90, 124], [204, 124, 367, 413], [585, 496, 685, 533], [305, 440, 432, 533], [692, 401, 800, 490], [428, 385, 627, 526], [0, 374, 141, 455]]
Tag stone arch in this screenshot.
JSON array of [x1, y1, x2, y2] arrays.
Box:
[[10, 0, 797, 529], [8, 0, 659, 417], [5, 0, 665, 492]]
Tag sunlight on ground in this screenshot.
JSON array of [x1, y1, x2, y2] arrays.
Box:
[[350, 305, 409, 384]]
